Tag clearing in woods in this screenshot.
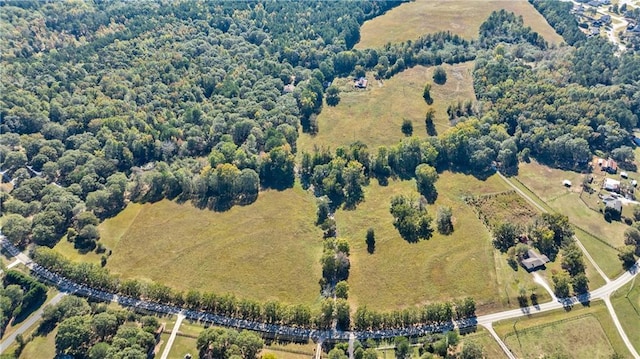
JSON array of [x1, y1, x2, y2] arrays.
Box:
[[297, 62, 476, 153], [356, 0, 564, 49]]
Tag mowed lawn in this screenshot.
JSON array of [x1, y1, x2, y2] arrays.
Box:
[[298, 63, 476, 153], [356, 0, 563, 49], [337, 171, 544, 313], [494, 303, 632, 358], [611, 280, 640, 353], [102, 185, 324, 305]]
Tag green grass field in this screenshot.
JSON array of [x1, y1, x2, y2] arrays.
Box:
[[17, 328, 57, 359], [611, 279, 640, 353], [297, 62, 476, 153], [98, 184, 324, 306], [463, 328, 508, 359], [337, 172, 546, 313], [494, 302, 632, 358], [356, 0, 564, 49]]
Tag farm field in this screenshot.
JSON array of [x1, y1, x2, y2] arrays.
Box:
[[611, 279, 640, 353], [337, 171, 547, 313], [356, 0, 564, 49], [297, 62, 476, 153], [98, 184, 324, 306], [493, 302, 632, 358]]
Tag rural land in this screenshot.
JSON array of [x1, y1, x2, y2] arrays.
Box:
[[2, 0, 640, 358]]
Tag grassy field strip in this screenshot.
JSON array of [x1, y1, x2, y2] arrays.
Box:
[[611, 279, 640, 354], [574, 228, 624, 279], [603, 296, 640, 358]]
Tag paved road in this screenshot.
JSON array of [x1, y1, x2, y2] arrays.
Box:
[[160, 312, 185, 359], [0, 292, 66, 354], [482, 323, 516, 359], [604, 295, 640, 359], [532, 272, 557, 302], [1, 232, 639, 357]]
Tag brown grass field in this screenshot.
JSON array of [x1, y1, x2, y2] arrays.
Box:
[[467, 190, 539, 228], [100, 184, 325, 306], [356, 0, 564, 49], [494, 302, 632, 358], [337, 171, 549, 313], [297, 62, 476, 153]]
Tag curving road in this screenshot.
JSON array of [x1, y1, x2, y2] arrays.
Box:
[[1, 236, 639, 357]]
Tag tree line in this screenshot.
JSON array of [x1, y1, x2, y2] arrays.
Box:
[[31, 247, 476, 331]]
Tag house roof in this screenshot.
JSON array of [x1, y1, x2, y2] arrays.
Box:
[[520, 249, 550, 271], [604, 178, 621, 190], [606, 198, 623, 212]]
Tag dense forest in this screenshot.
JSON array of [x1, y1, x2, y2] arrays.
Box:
[[3, 0, 640, 331]]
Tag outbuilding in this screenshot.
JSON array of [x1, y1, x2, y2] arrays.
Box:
[[562, 179, 572, 187]]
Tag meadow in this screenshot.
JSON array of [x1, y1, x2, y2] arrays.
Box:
[[297, 62, 476, 153], [494, 303, 632, 358], [356, 0, 564, 49], [98, 184, 325, 306], [337, 172, 548, 313]]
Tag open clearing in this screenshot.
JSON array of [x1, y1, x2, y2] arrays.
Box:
[[338, 172, 547, 313], [356, 0, 563, 49], [297, 62, 476, 153], [98, 184, 324, 306], [611, 279, 640, 353], [494, 302, 631, 358]]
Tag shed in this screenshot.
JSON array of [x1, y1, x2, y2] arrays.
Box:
[[632, 180, 637, 187], [604, 178, 621, 192], [354, 77, 368, 89], [621, 171, 628, 179], [563, 179, 572, 187]]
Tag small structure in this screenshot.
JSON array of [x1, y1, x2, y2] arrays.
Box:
[[563, 179, 572, 187], [184, 354, 193, 359], [521, 249, 550, 271], [283, 84, 295, 93], [603, 178, 621, 192], [354, 77, 368, 89], [598, 157, 618, 174], [605, 198, 623, 213], [632, 180, 637, 187], [621, 171, 629, 179]]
